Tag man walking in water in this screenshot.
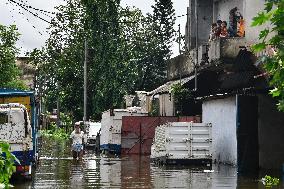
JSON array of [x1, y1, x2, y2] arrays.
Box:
[[70, 122, 85, 159]]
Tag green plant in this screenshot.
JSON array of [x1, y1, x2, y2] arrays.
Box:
[[171, 83, 193, 115], [0, 141, 20, 188], [0, 24, 28, 90], [40, 128, 69, 140], [149, 98, 159, 116], [40, 120, 69, 140], [252, 0, 284, 111], [261, 175, 280, 187], [28, 0, 176, 120]]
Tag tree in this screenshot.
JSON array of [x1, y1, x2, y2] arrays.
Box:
[[252, 0, 284, 111], [152, 0, 176, 57], [29, 0, 177, 120], [0, 24, 27, 90], [136, 0, 176, 90]]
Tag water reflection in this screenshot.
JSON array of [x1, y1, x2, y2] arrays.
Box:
[[12, 138, 282, 189]]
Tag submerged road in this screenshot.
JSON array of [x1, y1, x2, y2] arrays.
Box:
[[12, 137, 283, 189]]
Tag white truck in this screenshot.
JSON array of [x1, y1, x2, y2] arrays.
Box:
[[151, 122, 212, 166], [85, 122, 101, 150], [0, 103, 34, 176], [100, 108, 147, 154]]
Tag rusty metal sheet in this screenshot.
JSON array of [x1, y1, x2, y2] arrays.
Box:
[[121, 116, 178, 155], [178, 116, 201, 123]]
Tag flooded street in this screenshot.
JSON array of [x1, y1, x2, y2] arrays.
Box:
[[12, 137, 283, 189]]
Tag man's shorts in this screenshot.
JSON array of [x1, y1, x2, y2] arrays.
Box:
[[72, 143, 83, 152]]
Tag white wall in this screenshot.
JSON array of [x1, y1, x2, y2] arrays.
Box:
[[243, 0, 273, 44], [202, 97, 237, 165]]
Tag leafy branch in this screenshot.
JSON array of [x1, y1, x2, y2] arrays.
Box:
[[0, 141, 20, 188], [252, 0, 284, 111]]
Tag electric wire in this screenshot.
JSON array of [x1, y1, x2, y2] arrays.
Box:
[[8, 0, 52, 24]]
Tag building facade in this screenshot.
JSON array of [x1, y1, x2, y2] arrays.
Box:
[[159, 0, 284, 171]]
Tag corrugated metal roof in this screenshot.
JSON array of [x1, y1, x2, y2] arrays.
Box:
[[147, 75, 196, 96]]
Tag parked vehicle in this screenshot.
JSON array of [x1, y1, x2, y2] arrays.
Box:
[[151, 122, 212, 166], [0, 89, 38, 177], [85, 122, 101, 151], [100, 108, 148, 154]]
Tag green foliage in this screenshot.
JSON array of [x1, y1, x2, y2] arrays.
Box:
[[152, 0, 176, 55], [0, 141, 19, 188], [0, 24, 28, 90], [171, 83, 193, 102], [149, 99, 159, 116], [60, 112, 73, 129], [261, 175, 279, 187], [40, 122, 69, 140], [28, 0, 176, 120], [252, 0, 284, 111], [171, 83, 193, 115]]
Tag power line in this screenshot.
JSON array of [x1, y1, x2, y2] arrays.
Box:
[[8, 0, 52, 24], [7, 0, 188, 29], [8, 0, 54, 20], [13, 0, 56, 15]]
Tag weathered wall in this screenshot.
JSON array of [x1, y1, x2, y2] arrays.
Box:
[[167, 53, 195, 81], [213, 0, 244, 23], [159, 93, 174, 116], [243, 0, 273, 44], [185, 0, 272, 50], [208, 37, 247, 64], [186, 0, 213, 50], [258, 95, 284, 169], [202, 97, 237, 165], [213, 0, 272, 44]]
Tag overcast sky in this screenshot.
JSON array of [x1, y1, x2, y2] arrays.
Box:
[[0, 0, 188, 57]]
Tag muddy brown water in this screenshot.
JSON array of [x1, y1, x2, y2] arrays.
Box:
[[12, 137, 283, 189]]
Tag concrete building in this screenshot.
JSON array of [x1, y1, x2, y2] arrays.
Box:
[[193, 0, 284, 171], [152, 0, 284, 171], [16, 57, 36, 89]]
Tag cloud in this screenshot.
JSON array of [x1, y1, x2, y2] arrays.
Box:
[[0, 0, 187, 57]]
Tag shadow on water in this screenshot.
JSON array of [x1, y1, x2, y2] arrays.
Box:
[[12, 137, 284, 188]]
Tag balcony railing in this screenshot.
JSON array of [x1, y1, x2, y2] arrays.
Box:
[[167, 37, 247, 80], [167, 52, 195, 81], [208, 37, 247, 64]]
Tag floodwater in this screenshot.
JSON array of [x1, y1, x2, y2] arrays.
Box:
[[12, 137, 283, 189]]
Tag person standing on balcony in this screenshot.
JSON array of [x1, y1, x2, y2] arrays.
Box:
[[237, 16, 245, 37], [215, 20, 222, 37], [228, 7, 238, 37], [220, 21, 228, 37], [209, 23, 218, 41]]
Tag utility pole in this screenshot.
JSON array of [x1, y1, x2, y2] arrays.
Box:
[[83, 39, 88, 124], [56, 82, 60, 128], [194, 0, 198, 91], [178, 24, 181, 55], [178, 24, 182, 84]]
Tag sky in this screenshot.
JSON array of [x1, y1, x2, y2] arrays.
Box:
[[0, 0, 188, 57]]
